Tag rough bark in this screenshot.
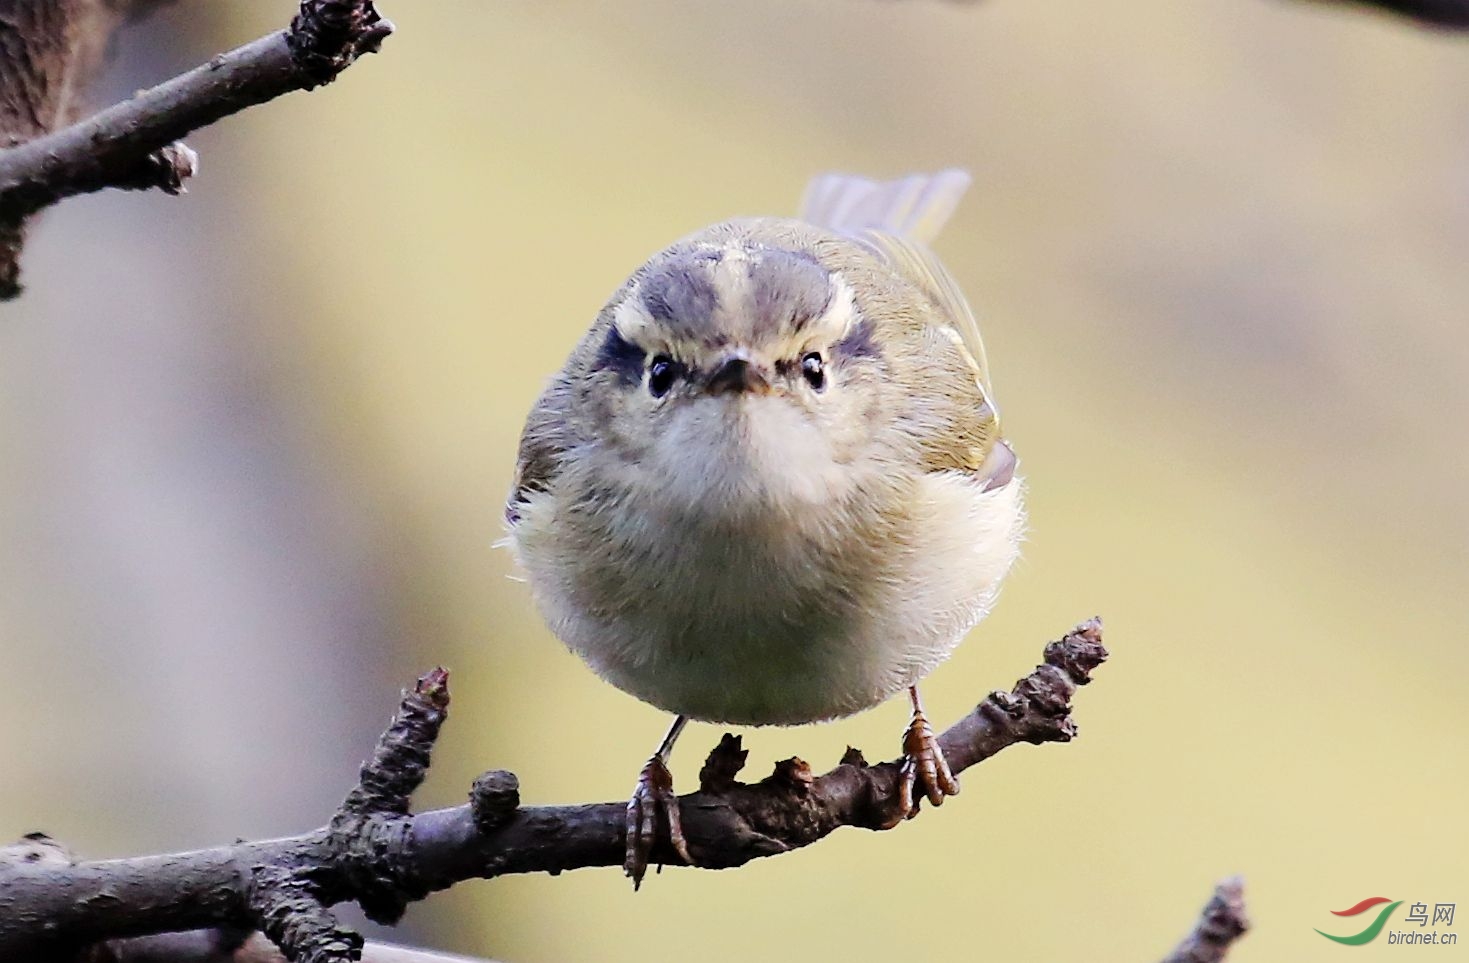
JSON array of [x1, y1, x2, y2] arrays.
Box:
[[0, 620, 1119, 963], [1160, 877, 1252, 963]]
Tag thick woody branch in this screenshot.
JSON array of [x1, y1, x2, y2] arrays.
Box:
[[0, 620, 1105, 962], [1160, 877, 1251, 963], [403, 617, 1108, 883], [0, 0, 393, 299]]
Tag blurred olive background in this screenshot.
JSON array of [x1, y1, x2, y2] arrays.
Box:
[[2, 1, 1467, 961]]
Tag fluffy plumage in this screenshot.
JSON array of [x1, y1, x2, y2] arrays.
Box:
[[506, 172, 1024, 726]]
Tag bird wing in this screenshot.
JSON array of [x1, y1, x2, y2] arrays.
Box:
[[505, 374, 575, 526], [798, 170, 997, 420]]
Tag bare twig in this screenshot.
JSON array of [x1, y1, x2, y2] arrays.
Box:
[[1161, 877, 1251, 963], [0, 619, 1106, 963], [0, 0, 393, 299]]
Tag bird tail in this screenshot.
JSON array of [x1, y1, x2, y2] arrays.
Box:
[[798, 169, 971, 245]]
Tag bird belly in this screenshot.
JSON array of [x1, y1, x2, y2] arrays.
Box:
[[509, 473, 1024, 726]]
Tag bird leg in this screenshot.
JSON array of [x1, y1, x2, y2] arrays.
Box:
[[624, 714, 693, 889], [897, 685, 959, 819]]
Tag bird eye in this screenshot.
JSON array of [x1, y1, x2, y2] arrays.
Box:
[[648, 355, 677, 398], [800, 352, 826, 391]]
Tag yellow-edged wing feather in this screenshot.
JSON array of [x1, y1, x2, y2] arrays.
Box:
[[798, 170, 998, 421]]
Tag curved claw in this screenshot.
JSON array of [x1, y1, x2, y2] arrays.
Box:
[[624, 755, 692, 889], [899, 708, 959, 820]]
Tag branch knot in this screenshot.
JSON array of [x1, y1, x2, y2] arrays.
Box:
[[697, 734, 749, 793], [287, 0, 395, 86], [470, 770, 521, 834]]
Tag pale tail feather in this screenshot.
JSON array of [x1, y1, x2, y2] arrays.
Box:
[[798, 170, 997, 417], [798, 170, 971, 245]]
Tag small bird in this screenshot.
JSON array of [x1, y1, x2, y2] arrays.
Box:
[[505, 171, 1024, 887]]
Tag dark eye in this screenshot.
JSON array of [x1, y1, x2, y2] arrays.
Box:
[[800, 352, 826, 391], [648, 355, 677, 398]]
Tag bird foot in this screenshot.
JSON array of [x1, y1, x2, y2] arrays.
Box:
[[624, 754, 692, 889], [896, 707, 959, 821]]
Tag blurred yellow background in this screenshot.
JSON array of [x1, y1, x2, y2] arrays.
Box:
[[2, 2, 1466, 961]]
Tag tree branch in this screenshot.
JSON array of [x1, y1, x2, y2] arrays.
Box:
[[0, 619, 1106, 962], [1308, 0, 1469, 27], [1160, 877, 1252, 963], [916, 0, 1469, 28], [0, 0, 393, 299], [93, 931, 496, 963]]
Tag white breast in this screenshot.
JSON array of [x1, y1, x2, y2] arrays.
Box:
[[508, 467, 1024, 727]]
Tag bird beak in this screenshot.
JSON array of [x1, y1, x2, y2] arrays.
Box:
[[705, 355, 771, 396]]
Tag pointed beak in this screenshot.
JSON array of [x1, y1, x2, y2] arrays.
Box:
[[705, 355, 770, 396]]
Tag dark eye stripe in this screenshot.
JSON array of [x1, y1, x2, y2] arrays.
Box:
[[831, 316, 879, 362], [595, 326, 646, 386]]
